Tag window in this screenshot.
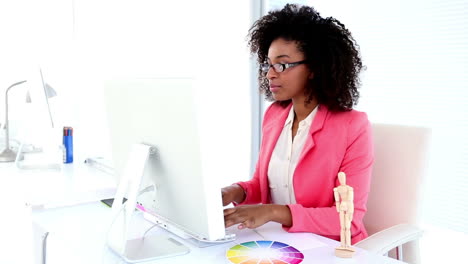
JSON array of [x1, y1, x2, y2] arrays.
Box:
[[258, 0, 468, 261]]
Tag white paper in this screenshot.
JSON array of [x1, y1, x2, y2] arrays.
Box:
[[253, 222, 328, 251]]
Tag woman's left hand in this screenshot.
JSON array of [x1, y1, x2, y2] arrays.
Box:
[[224, 204, 292, 229], [224, 204, 273, 229]]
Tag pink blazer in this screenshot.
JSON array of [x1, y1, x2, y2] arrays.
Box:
[[237, 102, 373, 244]]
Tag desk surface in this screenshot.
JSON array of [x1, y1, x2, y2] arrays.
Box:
[[0, 161, 116, 208], [33, 202, 406, 264], [0, 162, 405, 263]]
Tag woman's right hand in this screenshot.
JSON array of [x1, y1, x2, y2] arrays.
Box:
[[221, 184, 246, 206]]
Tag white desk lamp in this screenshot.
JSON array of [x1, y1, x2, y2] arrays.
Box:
[[0, 79, 57, 162], [0, 80, 27, 162]]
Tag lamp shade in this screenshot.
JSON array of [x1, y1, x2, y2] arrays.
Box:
[[26, 83, 57, 103]]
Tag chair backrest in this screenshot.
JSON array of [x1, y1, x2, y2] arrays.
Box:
[[364, 123, 431, 236]]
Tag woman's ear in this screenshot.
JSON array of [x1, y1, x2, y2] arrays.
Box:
[[309, 72, 315, 79]]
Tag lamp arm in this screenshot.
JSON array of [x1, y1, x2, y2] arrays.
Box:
[[3, 80, 27, 149]]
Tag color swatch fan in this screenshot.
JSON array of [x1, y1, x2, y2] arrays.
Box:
[[226, 240, 304, 264]]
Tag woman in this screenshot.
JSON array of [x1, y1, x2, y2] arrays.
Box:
[[222, 4, 373, 244]]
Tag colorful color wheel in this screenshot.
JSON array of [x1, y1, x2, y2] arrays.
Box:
[[226, 240, 304, 264]]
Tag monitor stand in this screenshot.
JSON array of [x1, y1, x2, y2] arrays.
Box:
[[123, 235, 189, 263], [107, 143, 190, 263], [141, 211, 236, 248]]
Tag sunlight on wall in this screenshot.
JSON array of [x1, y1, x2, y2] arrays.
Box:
[[308, 0, 468, 262], [0, 0, 253, 186]]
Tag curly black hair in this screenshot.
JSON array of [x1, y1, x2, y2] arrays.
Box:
[[248, 4, 363, 111]]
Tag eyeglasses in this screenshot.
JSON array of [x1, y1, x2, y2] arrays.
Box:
[[260, 60, 307, 73]]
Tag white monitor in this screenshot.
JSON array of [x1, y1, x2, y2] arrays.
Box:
[[6, 66, 61, 168], [20, 66, 57, 147], [104, 78, 231, 253], [28, 68, 55, 127]]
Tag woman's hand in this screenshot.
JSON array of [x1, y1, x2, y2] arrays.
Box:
[[221, 184, 246, 206], [224, 204, 292, 229]]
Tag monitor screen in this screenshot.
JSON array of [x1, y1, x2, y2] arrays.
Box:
[[104, 78, 227, 242]]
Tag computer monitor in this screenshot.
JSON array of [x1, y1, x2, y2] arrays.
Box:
[[13, 66, 62, 169], [29, 68, 55, 127], [21, 66, 57, 147], [104, 78, 232, 260]]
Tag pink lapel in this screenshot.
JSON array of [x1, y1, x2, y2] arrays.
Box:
[[297, 105, 329, 164], [261, 104, 293, 164], [258, 104, 329, 203], [259, 103, 292, 203]]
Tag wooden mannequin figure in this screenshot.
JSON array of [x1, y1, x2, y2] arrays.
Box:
[[334, 172, 356, 258]]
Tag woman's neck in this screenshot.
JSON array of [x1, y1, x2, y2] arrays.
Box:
[[292, 98, 318, 122]]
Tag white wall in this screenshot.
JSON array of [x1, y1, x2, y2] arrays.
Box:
[[0, 0, 254, 186], [307, 0, 468, 262]]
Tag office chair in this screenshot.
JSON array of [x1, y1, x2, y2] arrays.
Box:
[[355, 124, 431, 264]]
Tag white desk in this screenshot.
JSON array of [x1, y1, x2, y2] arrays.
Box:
[[0, 161, 117, 208], [32, 202, 407, 264], [0, 160, 116, 264], [0, 162, 405, 263]]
